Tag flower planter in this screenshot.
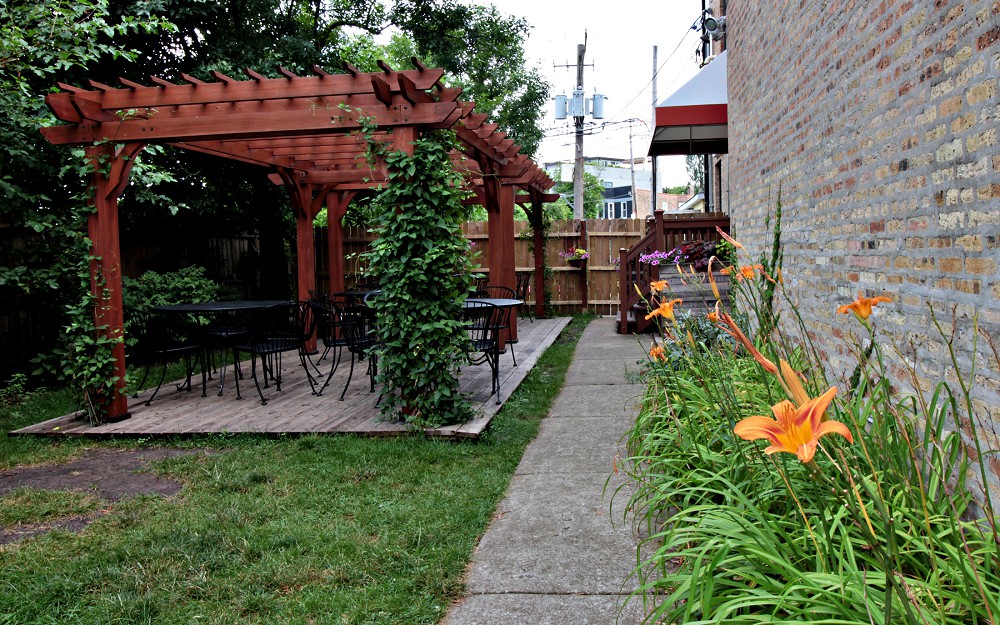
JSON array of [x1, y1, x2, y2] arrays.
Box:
[[566, 258, 586, 268]]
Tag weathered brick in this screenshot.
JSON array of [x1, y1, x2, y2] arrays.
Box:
[[951, 112, 977, 133], [968, 127, 997, 152], [938, 211, 966, 229], [967, 258, 998, 274], [936, 138, 964, 161], [939, 257, 963, 272], [939, 95, 964, 115], [955, 279, 981, 294], [956, 234, 984, 251]]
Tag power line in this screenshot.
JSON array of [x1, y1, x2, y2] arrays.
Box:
[[601, 21, 701, 124]]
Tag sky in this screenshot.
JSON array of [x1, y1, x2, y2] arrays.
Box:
[[466, 0, 710, 187]]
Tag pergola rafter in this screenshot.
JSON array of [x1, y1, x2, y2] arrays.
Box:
[[41, 59, 554, 421]]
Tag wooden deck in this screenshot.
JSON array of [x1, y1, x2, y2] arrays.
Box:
[[11, 317, 570, 441]]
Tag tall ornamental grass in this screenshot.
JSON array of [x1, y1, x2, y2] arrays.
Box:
[[621, 228, 998, 624]]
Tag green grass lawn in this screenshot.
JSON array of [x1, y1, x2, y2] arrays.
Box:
[[0, 315, 592, 625]]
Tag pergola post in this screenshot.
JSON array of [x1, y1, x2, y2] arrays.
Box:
[[488, 183, 517, 343], [325, 191, 355, 296], [530, 197, 546, 319], [85, 142, 144, 422], [285, 178, 332, 353]]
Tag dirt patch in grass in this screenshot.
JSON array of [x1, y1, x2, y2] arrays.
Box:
[[0, 447, 203, 545]]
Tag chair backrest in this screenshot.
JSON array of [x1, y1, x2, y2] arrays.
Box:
[[462, 301, 501, 357], [477, 285, 516, 300], [125, 309, 200, 363], [308, 296, 339, 348], [514, 271, 531, 300], [248, 302, 307, 352], [332, 300, 378, 354], [472, 274, 490, 293]]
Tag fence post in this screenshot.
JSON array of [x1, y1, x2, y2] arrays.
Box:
[[654, 208, 665, 253], [618, 247, 629, 334]]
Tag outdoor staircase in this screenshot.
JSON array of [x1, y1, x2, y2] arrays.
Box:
[[616, 210, 731, 334]]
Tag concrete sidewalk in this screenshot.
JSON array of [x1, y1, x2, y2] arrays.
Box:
[[443, 316, 649, 625]]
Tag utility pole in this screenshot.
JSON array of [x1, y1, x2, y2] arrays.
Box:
[[627, 118, 647, 219], [650, 45, 658, 217], [572, 35, 587, 221], [553, 33, 602, 221], [628, 121, 637, 219]]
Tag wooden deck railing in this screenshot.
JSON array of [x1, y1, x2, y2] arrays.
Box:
[[617, 211, 731, 334]]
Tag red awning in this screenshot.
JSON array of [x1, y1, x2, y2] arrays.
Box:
[[648, 50, 727, 156]]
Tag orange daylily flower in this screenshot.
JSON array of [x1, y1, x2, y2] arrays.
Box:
[[837, 291, 892, 321], [734, 387, 852, 463], [733, 264, 764, 281], [650, 279, 669, 293], [645, 298, 683, 322], [707, 301, 721, 323], [649, 342, 667, 362]]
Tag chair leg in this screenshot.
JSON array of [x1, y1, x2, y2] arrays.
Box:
[[134, 363, 152, 398], [231, 347, 243, 400], [144, 362, 169, 406], [339, 353, 356, 401], [366, 354, 377, 393], [298, 349, 318, 395], [491, 352, 501, 405], [316, 345, 342, 396], [250, 360, 267, 405]]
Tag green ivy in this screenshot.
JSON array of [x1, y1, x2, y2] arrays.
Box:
[[361, 129, 476, 428]]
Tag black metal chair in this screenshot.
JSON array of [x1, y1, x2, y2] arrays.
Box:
[[127, 310, 207, 406], [474, 285, 519, 366], [201, 308, 250, 396], [472, 274, 490, 294], [331, 298, 379, 401], [233, 302, 317, 404], [307, 296, 349, 396], [463, 301, 506, 405], [515, 271, 533, 321]]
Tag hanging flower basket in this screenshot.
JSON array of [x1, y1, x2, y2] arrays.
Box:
[[559, 247, 589, 268]]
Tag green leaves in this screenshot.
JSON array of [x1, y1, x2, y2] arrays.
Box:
[[360, 130, 476, 428]]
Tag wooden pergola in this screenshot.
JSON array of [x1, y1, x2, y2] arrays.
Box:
[[40, 59, 557, 421]]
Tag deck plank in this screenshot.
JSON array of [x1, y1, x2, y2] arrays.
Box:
[[11, 317, 571, 441]]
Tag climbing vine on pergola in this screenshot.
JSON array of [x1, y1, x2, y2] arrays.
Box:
[[41, 59, 557, 421]]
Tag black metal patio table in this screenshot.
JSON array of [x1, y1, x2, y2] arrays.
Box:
[[152, 300, 293, 397], [153, 300, 292, 314]]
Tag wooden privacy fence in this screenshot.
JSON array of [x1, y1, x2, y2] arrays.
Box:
[[314, 217, 719, 317]]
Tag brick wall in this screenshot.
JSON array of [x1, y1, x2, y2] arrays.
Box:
[[726, 0, 999, 491]]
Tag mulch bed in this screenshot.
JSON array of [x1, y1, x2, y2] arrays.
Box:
[[0, 447, 205, 545]]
